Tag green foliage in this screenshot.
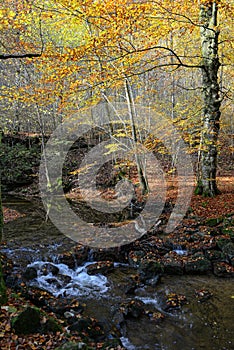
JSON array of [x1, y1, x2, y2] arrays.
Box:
[[0, 142, 40, 189]]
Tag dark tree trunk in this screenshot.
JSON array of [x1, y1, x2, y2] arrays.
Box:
[[196, 2, 221, 197], [0, 129, 7, 305]]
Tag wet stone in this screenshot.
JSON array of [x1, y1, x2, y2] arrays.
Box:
[[128, 250, 145, 266], [86, 261, 114, 275], [216, 237, 232, 251], [204, 249, 226, 262], [41, 263, 59, 276], [184, 253, 211, 274], [23, 287, 55, 308], [47, 298, 84, 316], [23, 266, 38, 281], [195, 289, 213, 302], [119, 299, 145, 319], [164, 293, 188, 312], [162, 252, 184, 275], [213, 262, 234, 278], [221, 242, 234, 259], [138, 254, 164, 281], [68, 316, 105, 341]]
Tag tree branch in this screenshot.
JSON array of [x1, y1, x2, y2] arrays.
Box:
[[0, 53, 42, 60]]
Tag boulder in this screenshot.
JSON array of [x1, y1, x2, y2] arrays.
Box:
[[118, 299, 145, 319], [68, 316, 105, 341], [41, 263, 59, 276], [138, 254, 164, 281], [11, 307, 41, 334], [22, 266, 38, 281], [213, 262, 234, 278], [86, 261, 114, 275], [162, 251, 184, 275], [184, 253, 211, 274]]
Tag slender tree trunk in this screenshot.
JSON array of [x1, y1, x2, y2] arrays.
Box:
[[125, 79, 149, 195], [196, 2, 221, 196], [0, 129, 7, 305]]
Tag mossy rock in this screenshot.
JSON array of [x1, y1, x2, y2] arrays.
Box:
[[216, 238, 232, 251], [206, 217, 223, 227], [139, 259, 164, 280], [11, 307, 41, 334], [184, 254, 211, 274], [43, 317, 63, 333]]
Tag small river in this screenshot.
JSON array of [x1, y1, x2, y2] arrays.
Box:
[[1, 195, 234, 350]]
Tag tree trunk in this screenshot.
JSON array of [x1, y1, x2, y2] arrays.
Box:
[[196, 2, 221, 197], [0, 129, 7, 305], [125, 79, 149, 195]]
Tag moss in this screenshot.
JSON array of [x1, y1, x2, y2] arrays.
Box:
[[43, 317, 63, 333], [11, 307, 41, 334]]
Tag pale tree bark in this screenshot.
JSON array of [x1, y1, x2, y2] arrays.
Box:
[[196, 1, 221, 196]]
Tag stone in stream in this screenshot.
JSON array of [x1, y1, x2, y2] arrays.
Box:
[[22, 266, 38, 281], [119, 299, 145, 319], [41, 262, 59, 276], [58, 244, 89, 269], [68, 316, 106, 341], [213, 262, 234, 277], [162, 251, 184, 275], [138, 254, 164, 281], [86, 261, 114, 275], [183, 252, 211, 274]]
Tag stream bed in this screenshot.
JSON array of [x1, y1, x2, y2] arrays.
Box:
[[1, 195, 234, 350]]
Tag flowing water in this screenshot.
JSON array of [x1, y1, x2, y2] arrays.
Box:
[[2, 195, 234, 350]]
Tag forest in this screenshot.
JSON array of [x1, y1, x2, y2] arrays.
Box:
[[0, 1, 233, 349]]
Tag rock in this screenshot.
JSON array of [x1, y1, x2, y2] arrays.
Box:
[[206, 217, 223, 227], [162, 252, 184, 275], [58, 245, 89, 269], [73, 244, 90, 265], [128, 250, 145, 266], [216, 237, 232, 251], [184, 253, 211, 274], [92, 246, 128, 263], [119, 299, 145, 319], [221, 242, 234, 259], [43, 317, 63, 333], [204, 249, 226, 262], [45, 278, 62, 289], [138, 254, 164, 281], [57, 274, 72, 285], [68, 316, 105, 341], [213, 262, 234, 278], [86, 261, 114, 275], [195, 289, 213, 302], [11, 307, 41, 334], [101, 338, 123, 349], [55, 342, 88, 350], [164, 293, 188, 312], [23, 287, 55, 308], [41, 263, 59, 276], [145, 275, 161, 287], [22, 266, 38, 281], [58, 252, 76, 269], [47, 298, 85, 317]]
